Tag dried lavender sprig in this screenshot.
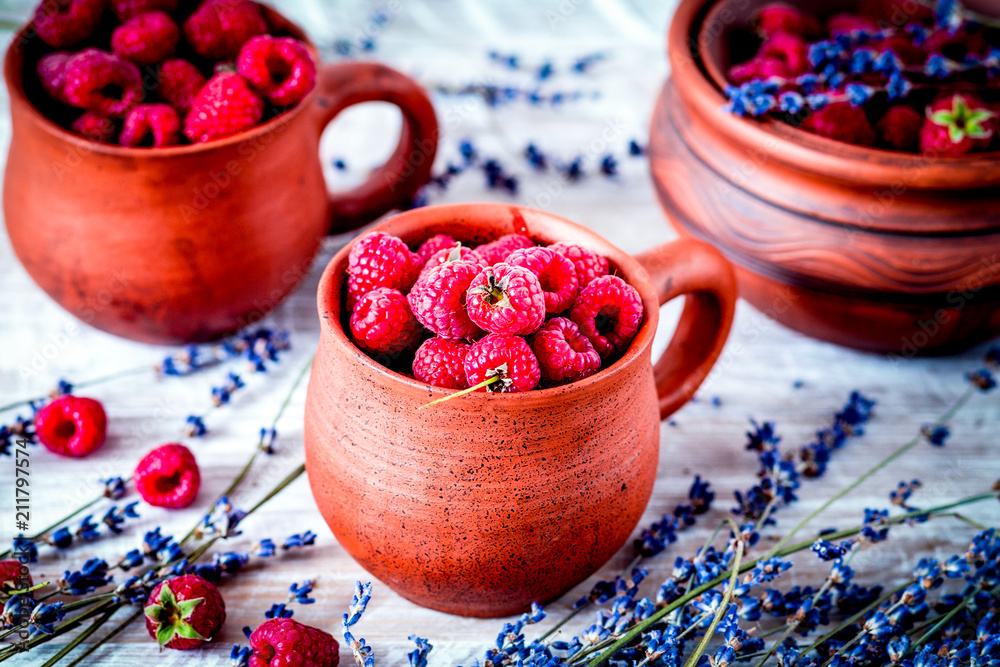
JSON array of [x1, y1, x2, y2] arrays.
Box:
[[682, 521, 745, 667]]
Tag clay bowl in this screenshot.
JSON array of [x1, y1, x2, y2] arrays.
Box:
[[3, 5, 438, 345], [651, 0, 1000, 355], [304, 203, 737, 617]]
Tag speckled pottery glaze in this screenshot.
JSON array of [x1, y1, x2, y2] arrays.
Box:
[[304, 203, 737, 617]]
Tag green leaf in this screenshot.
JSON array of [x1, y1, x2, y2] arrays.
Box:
[[175, 597, 203, 620], [155, 622, 176, 647], [930, 110, 955, 126], [174, 622, 207, 641], [158, 581, 177, 608], [143, 604, 166, 623], [948, 124, 967, 144]]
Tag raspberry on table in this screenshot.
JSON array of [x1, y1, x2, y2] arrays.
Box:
[[63, 49, 144, 118], [248, 617, 339, 667], [33, 0, 104, 48], [407, 259, 483, 341], [413, 337, 471, 389], [71, 111, 118, 142], [531, 317, 602, 385], [548, 242, 609, 288], [144, 575, 225, 651], [346, 231, 422, 311], [350, 287, 423, 357], [464, 334, 541, 393], [33, 395, 107, 458], [120, 103, 181, 147], [570, 275, 644, 358], [134, 443, 201, 509], [419, 244, 485, 278], [236, 35, 317, 107], [111, 11, 180, 66], [111, 0, 178, 20], [0, 560, 30, 593], [156, 59, 207, 115], [37, 51, 71, 103], [466, 263, 546, 336], [183, 0, 269, 61], [506, 246, 579, 314], [183, 72, 264, 143], [473, 233, 534, 266], [415, 234, 457, 263]]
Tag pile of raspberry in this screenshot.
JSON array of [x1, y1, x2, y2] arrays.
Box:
[[726, 0, 1000, 156], [27, 0, 317, 147], [344, 230, 645, 394]]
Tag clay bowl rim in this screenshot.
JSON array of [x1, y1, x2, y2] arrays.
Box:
[[670, 0, 1000, 190], [3, 3, 319, 160], [315, 203, 663, 407]]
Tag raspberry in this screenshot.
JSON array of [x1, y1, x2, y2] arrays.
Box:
[[71, 111, 117, 142], [183, 72, 264, 143], [0, 560, 31, 594], [111, 0, 177, 20], [346, 231, 422, 311], [350, 287, 423, 356], [134, 443, 201, 509], [419, 244, 485, 278], [466, 264, 546, 336], [34, 395, 107, 458], [473, 233, 534, 266], [157, 59, 206, 115], [827, 13, 878, 35], [464, 334, 540, 393], [506, 246, 579, 314], [236, 36, 317, 107], [531, 317, 602, 385], [801, 101, 878, 147], [548, 242, 609, 288], [570, 275, 644, 358], [183, 0, 269, 61], [728, 57, 794, 84], [33, 0, 104, 48], [63, 49, 144, 118], [415, 234, 457, 263], [249, 618, 339, 667], [755, 3, 822, 38], [120, 103, 181, 147], [412, 337, 471, 389], [757, 32, 810, 76], [112, 11, 180, 66], [877, 105, 923, 150], [920, 93, 997, 157], [408, 260, 483, 340], [145, 575, 225, 650], [37, 51, 71, 103]]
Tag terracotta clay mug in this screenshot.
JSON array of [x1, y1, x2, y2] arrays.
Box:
[[3, 6, 438, 345], [304, 203, 737, 617]]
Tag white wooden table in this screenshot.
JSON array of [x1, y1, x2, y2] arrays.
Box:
[[1, 1, 998, 664]]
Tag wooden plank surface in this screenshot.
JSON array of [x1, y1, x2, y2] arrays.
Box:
[[1, 1, 998, 664]]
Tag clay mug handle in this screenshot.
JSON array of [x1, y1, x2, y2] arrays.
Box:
[[636, 239, 738, 420], [311, 62, 439, 233]]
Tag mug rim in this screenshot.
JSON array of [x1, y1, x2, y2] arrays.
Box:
[[316, 203, 664, 405], [3, 3, 316, 158]]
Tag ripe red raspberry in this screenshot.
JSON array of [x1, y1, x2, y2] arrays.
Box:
[[412, 337, 471, 389], [134, 443, 201, 509], [183, 72, 264, 143], [0, 560, 31, 594], [71, 111, 118, 142], [755, 3, 823, 38], [464, 334, 540, 393], [408, 260, 483, 340], [145, 575, 225, 650], [416, 234, 457, 263], [506, 246, 579, 314], [473, 233, 534, 266], [920, 93, 997, 157], [111, 0, 177, 20], [827, 13, 878, 35], [183, 0, 269, 60], [466, 264, 546, 336], [120, 103, 181, 147], [33, 0, 104, 48], [877, 105, 923, 151], [34, 395, 107, 458], [531, 317, 602, 385], [350, 287, 423, 356], [248, 618, 339, 667], [548, 242, 609, 288], [63, 49, 144, 118], [570, 275, 644, 358], [111, 11, 180, 66], [346, 231, 422, 311], [157, 59, 206, 115], [801, 101, 878, 147], [37, 51, 71, 103], [236, 36, 317, 107], [419, 244, 485, 279]]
